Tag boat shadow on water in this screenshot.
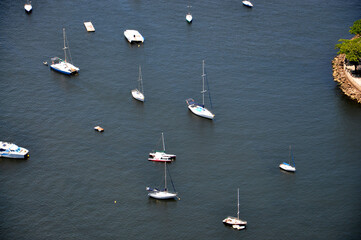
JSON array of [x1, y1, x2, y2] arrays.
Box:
[[0, 158, 29, 164], [279, 168, 297, 175], [147, 197, 178, 205]]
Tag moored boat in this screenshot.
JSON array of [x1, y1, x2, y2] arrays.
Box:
[[0, 141, 29, 159], [24, 0, 32, 13], [50, 28, 79, 75], [124, 30, 144, 43], [148, 133, 176, 162], [279, 145, 296, 172], [131, 65, 145, 102], [223, 188, 247, 227], [146, 162, 178, 200], [242, 1, 253, 8], [94, 126, 104, 132], [186, 5, 193, 23], [186, 60, 215, 120]]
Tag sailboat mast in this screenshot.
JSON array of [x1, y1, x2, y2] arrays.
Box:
[[164, 162, 167, 191], [237, 188, 240, 219], [138, 65, 143, 94], [289, 145, 291, 165], [162, 132, 165, 152], [63, 28, 67, 62], [201, 60, 206, 106]]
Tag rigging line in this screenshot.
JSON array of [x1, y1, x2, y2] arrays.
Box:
[[65, 32, 74, 64], [166, 164, 177, 192], [152, 135, 162, 152], [205, 68, 213, 109]]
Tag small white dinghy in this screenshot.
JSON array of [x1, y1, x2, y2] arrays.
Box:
[[279, 145, 296, 172], [223, 188, 247, 227], [186, 5, 192, 23], [24, 0, 32, 13], [232, 225, 246, 230], [146, 162, 178, 200], [242, 1, 253, 8], [131, 65, 145, 102]]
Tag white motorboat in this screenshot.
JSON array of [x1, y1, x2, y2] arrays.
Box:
[[146, 162, 178, 200], [186, 60, 215, 120], [148, 133, 176, 162], [0, 141, 29, 159], [50, 28, 79, 75], [279, 146, 296, 172], [223, 189, 247, 226], [242, 1, 253, 8], [124, 30, 144, 43], [24, 0, 32, 13], [131, 65, 145, 102], [186, 5, 192, 23]]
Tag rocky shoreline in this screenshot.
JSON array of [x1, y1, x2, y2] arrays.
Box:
[[332, 53, 361, 103]]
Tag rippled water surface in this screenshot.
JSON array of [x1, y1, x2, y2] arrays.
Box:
[[1, 0, 361, 239]]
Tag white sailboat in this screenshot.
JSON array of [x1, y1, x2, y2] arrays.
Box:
[[50, 28, 79, 75], [148, 132, 176, 162], [223, 188, 247, 228], [24, 0, 32, 13], [186, 60, 215, 120], [279, 145, 296, 172], [131, 65, 145, 102], [186, 5, 193, 23], [146, 162, 178, 200], [242, 1, 253, 8]]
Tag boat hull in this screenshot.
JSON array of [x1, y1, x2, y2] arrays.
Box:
[[148, 152, 176, 162], [131, 89, 144, 102], [50, 62, 79, 75], [242, 1, 253, 7], [148, 191, 177, 200], [223, 216, 247, 226], [279, 163, 296, 172], [0, 142, 29, 159], [188, 104, 215, 119], [124, 30, 144, 43], [24, 4, 32, 13], [186, 14, 193, 23]]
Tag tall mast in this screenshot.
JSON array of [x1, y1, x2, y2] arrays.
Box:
[[237, 188, 240, 219], [164, 162, 167, 191], [289, 145, 291, 165], [201, 60, 207, 106], [63, 28, 67, 62], [161, 132, 165, 152], [138, 65, 143, 94]]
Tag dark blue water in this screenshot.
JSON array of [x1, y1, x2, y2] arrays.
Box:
[[1, 0, 361, 239]]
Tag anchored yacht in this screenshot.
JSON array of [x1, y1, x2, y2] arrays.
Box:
[[0, 141, 29, 159]]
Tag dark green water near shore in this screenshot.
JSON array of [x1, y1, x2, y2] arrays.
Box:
[[1, 0, 361, 239]]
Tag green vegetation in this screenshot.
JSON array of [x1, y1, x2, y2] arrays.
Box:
[[335, 19, 361, 73], [349, 19, 361, 36]]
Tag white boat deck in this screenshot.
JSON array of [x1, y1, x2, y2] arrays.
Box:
[[84, 22, 95, 32], [124, 30, 144, 43]]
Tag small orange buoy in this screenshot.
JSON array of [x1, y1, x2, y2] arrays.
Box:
[[94, 126, 104, 132]]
